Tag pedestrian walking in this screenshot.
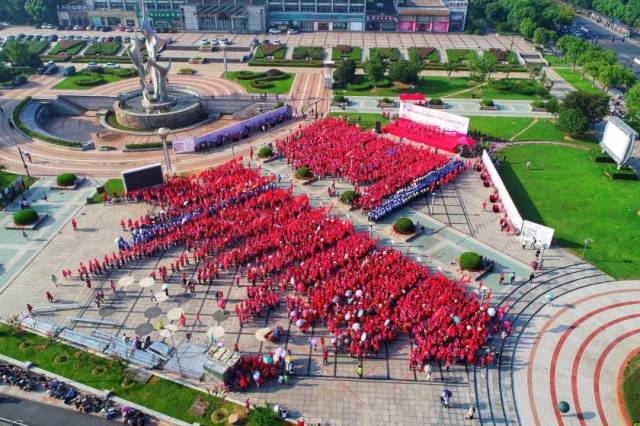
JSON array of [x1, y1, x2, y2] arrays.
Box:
[[466, 405, 476, 419], [529, 272, 535, 283], [150, 289, 157, 302], [110, 280, 117, 296], [26, 304, 33, 315], [195, 311, 201, 324], [510, 271, 516, 284], [162, 283, 169, 297], [356, 364, 363, 378], [25, 152, 32, 163], [22, 230, 28, 240], [0, 105, 4, 114], [545, 292, 554, 306], [71, 217, 78, 231], [50, 273, 58, 287], [498, 271, 504, 286], [94, 295, 101, 308], [8, 118, 14, 129], [322, 347, 329, 366], [424, 362, 432, 380], [45, 291, 54, 303]]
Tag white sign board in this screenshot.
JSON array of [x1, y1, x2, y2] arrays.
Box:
[[399, 101, 469, 134], [482, 150, 524, 230], [600, 116, 637, 167], [521, 220, 555, 247], [173, 137, 196, 154]]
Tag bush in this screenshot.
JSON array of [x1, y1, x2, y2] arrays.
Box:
[[74, 75, 104, 86], [346, 81, 372, 91], [292, 46, 324, 60], [334, 94, 346, 103], [430, 97, 443, 105], [370, 48, 401, 61], [481, 98, 495, 107], [124, 141, 172, 150], [294, 166, 313, 179], [340, 190, 358, 205], [104, 67, 136, 77], [531, 100, 546, 108], [83, 42, 121, 56], [393, 218, 415, 235], [460, 251, 483, 271], [381, 97, 393, 104], [56, 173, 77, 187], [13, 208, 38, 225], [266, 68, 285, 76], [250, 80, 274, 89], [247, 403, 283, 426], [257, 146, 273, 158]]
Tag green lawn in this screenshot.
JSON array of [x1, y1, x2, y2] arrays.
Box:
[[456, 79, 546, 100], [0, 170, 22, 189], [329, 112, 389, 129], [92, 178, 124, 203], [499, 144, 640, 279], [224, 71, 294, 94], [22, 41, 50, 54], [554, 68, 602, 94], [0, 324, 280, 425], [336, 75, 473, 98], [622, 352, 640, 423], [52, 69, 134, 90], [84, 42, 122, 56], [543, 54, 569, 67], [468, 116, 536, 140], [331, 46, 362, 61]]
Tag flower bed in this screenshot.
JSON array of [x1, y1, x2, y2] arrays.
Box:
[[370, 48, 401, 62], [292, 46, 324, 60], [446, 49, 477, 63], [83, 42, 122, 56]]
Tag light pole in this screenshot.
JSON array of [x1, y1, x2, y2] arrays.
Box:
[[430, 189, 437, 214], [368, 221, 373, 238], [15, 144, 30, 178], [158, 127, 172, 176], [582, 238, 592, 257], [220, 41, 228, 74]]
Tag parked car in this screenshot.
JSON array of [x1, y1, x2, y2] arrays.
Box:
[[268, 28, 281, 34], [263, 39, 271, 44], [123, 36, 131, 43], [101, 26, 112, 32], [73, 25, 80, 30], [125, 26, 134, 32], [200, 38, 210, 45], [85, 25, 92, 31], [2, 75, 27, 88], [113, 35, 122, 43], [287, 28, 299, 34], [62, 65, 76, 76], [105, 36, 113, 42], [105, 63, 120, 69], [44, 64, 58, 75], [49, 34, 58, 42], [273, 40, 281, 45]]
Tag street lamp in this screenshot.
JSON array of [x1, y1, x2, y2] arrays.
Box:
[[368, 221, 373, 238], [15, 144, 30, 178], [582, 238, 592, 257], [429, 190, 437, 215], [220, 41, 228, 74], [158, 127, 172, 176]]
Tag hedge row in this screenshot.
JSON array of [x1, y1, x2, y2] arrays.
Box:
[[248, 59, 323, 67], [292, 46, 324, 60], [124, 141, 172, 150], [12, 98, 83, 148], [83, 42, 122, 56]]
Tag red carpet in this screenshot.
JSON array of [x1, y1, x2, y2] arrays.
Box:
[[384, 118, 475, 153]]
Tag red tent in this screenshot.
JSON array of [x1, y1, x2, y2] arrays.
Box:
[[399, 93, 426, 102]]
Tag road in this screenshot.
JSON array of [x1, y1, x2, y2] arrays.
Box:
[[0, 393, 113, 426], [573, 16, 640, 74]]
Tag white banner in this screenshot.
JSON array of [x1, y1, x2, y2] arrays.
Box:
[[399, 101, 469, 134], [482, 150, 524, 230], [521, 220, 555, 247], [173, 137, 196, 154]]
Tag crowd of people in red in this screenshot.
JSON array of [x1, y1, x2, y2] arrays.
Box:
[[275, 118, 454, 210], [383, 118, 475, 154], [73, 158, 501, 371]]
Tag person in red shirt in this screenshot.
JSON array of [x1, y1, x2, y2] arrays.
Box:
[[71, 217, 78, 231]]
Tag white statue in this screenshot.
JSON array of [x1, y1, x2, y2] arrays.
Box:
[[127, 0, 172, 107]]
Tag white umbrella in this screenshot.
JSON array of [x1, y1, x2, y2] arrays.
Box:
[[159, 328, 172, 338], [255, 327, 271, 342], [139, 276, 155, 288], [207, 326, 225, 340], [167, 307, 184, 321], [165, 324, 178, 333], [155, 292, 169, 302], [118, 276, 135, 288]]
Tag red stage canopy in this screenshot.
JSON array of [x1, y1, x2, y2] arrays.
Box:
[[399, 93, 426, 101]]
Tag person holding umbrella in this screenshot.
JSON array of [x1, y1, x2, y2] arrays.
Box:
[[440, 389, 452, 408]]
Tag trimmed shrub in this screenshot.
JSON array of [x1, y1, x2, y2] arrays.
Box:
[[531, 100, 545, 108], [481, 98, 495, 107], [334, 94, 346, 103], [266, 68, 285, 76], [74, 75, 105, 86], [346, 81, 372, 91], [124, 141, 172, 150], [257, 146, 273, 158], [430, 97, 443, 105], [460, 251, 483, 271], [13, 208, 38, 225], [56, 173, 77, 187], [104, 67, 136, 77], [84, 42, 121, 56], [393, 217, 415, 235], [340, 190, 358, 206], [250, 80, 274, 89], [294, 166, 313, 179]]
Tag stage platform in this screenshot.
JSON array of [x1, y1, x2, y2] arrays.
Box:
[[384, 118, 474, 153]]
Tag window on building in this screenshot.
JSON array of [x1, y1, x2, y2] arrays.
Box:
[[333, 21, 347, 30], [349, 6, 363, 12], [124, 2, 136, 10], [333, 5, 348, 12], [317, 4, 331, 12], [268, 4, 282, 11], [300, 20, 313, 29], [300, 3, 315, 11], [157, 3, 170, 9], [94, 2, 109, 9], [284, 3, 299, 11]]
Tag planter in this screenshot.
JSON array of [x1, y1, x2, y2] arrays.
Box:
[[479, 105, 498, 110], [50, 177, 86, 191], [428, 104, 447, 109], [389, 225, 424, 243], [530, 106, 546, 112], [5, 213, 48, 230]]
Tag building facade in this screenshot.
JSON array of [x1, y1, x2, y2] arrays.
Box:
[[58, 0, 464, 31]]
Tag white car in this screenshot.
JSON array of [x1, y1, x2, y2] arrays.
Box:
[[268, 28, 281, 34], [273, 40, 281, 45], [106, 63, 120, 69], [200, 38, 210, 45], [287, 29, 299, 34]]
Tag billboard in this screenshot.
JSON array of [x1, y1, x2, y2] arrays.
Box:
[[173, 137, 196, 154], [121, 163, 164, 193], [600, 116, 637, 167], [399, 102, 469, 134]]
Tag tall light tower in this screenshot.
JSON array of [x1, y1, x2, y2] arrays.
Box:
[[220, 41, 228, 74], [158, 127, 173, 175]]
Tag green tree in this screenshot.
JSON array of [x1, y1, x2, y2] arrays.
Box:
[[24, 0, 47, 22], [546, 98, 560, 115], [519, 18, 537, 39], [625, 82, 640, 118], [389, 58, 422, 83], [556, 108, 589, 135], [468, 51, 497, 90], [598, 63, 636, 91], [0, 41, 40, 68], [333, 59, 356, 85], [444, 62, 459, 79], [364, 51, 386, 88], [562, 90, 610, 125], [533, 27, 552, 46], [526, 63, 543, 81]]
